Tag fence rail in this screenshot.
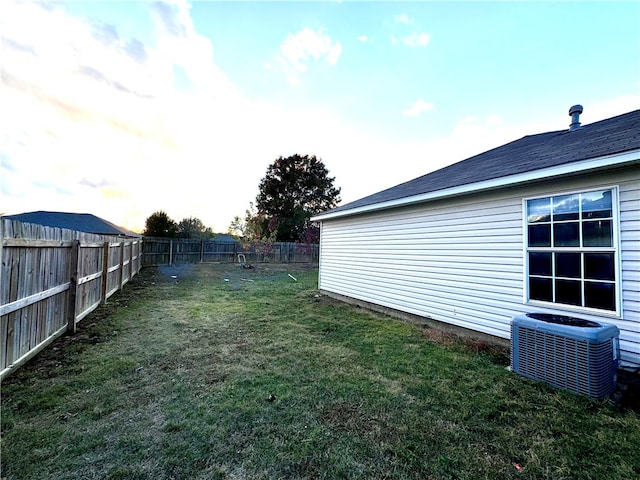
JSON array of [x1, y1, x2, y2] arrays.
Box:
[[1, 219, 142, 380], [142, 237, 319, 266]]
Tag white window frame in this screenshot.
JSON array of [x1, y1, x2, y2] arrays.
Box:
[[522, 186, 622, 317]]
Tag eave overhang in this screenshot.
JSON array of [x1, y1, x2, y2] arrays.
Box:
[[312, 149, 640, 222]]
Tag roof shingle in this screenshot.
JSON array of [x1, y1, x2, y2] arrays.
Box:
[[324, 109, 640, 216], [2, 211, 139, 237]]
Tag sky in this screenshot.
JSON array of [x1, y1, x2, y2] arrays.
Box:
[[2, 0, 639, 234]]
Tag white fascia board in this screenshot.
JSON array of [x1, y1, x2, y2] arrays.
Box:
[[312, 149, 640, 222]]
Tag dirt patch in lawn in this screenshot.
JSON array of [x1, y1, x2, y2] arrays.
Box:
[[421, 327, 510, 365]]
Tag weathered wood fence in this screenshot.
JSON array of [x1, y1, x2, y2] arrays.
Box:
[[0, 219, 142, 380], [142, 237, 319, 266]]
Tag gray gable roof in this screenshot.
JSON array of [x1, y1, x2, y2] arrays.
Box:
[[3, 211, 140, 237], [322, 109, 640, 217], [213, 234, 239, 243]]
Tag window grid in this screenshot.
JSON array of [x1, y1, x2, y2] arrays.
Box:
[[526, 189, 617, 312]]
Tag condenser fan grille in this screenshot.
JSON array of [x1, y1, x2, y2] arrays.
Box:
[[511, 314, 619, 399]]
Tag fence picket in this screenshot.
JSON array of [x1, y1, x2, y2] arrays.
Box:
[[66, 240, 80, 334], [0, 218, 142, 380], [141, 238, 319, 266], [101, 241, 109, 304], [1, 220, 320, 380]]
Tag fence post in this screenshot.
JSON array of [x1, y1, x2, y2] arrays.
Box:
[[101, 241, 109, 304], [66, 240, 80, 335], [169, 239, 173, 266], [0, 220, 4, 290], [118, 241, 125, 291], [128, 241, 133, 281], [200, 240, 204, 263]]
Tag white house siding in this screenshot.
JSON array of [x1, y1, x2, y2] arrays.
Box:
[[318, 166, 640, 367]]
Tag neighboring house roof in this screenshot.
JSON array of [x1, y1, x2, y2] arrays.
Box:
[[314, 108, 640, 221], [213, 234, 238, 243], [2, 211, 140, 237]]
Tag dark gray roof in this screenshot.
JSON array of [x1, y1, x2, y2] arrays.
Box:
[[213, 234, 239, 243], [3, 211, 140, 237], [323, 109, 640, 216]]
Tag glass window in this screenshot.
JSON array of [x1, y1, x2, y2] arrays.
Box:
[[525, 188, 617, 313], [583, 220, 612, 247], [529, 252, 552, 276], [553, 222, 579, 247], [584, 282, 615, 311], [555, 253, 581, 278], [555, 279, 582, 306], [530, 277, 552, 302], [528, 225, 551, 247], [553, 194, 580, 221], [582, 190, 612, 219], [527, 197, 551, 223], [584, 253, 615, 281]]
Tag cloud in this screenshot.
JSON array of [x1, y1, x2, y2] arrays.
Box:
[[357, 35, 368, 42], [390, 12, 429, 48], [80, 177, 115, 189], [487, 114, 502, 126], [3, 0, 637, 235], [1, 36, 37, 55], [0, 1, 506, 232], [392, 32, 431, 47], [402, 99, 434, 117], [394, 14, 414, 25], [0, 0, 233, 230], [1, 0, 350, 231], [92, 22, 119, 47], [579, 95, 640, 124], [150, 0, 188, 38], [78, 65, 154, 98], [277, 28, 342, 84], [124, 38, 148, 63], [326, 43, 342, 64]]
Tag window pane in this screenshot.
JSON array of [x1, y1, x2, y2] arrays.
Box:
[[530, 277, 552, 302], [582, 190, 612, 219], [555, 279, 582, 306], [584, 253, 615, 281], [527, 197, 551, 223], [528, 224, 551, 247], [585, 282, 615, 311], [525, 189, 617, 312], [553, 222, 579, 247], [583, 220, 612, 247], [555, 252, 581, 278], [553, 194, 579, 221], [529, 252, 552, 276]]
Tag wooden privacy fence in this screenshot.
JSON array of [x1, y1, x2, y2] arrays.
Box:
[[0, 219, 142, 380], [143, 237, 319, 266]]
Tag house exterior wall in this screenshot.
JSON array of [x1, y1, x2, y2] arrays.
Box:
[[318, 166, 640, 367]]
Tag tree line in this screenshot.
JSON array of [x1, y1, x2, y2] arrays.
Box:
[[144, 154, 341, 243], [142, 212, 216, 239]]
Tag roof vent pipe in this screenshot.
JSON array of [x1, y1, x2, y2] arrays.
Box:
[[569, 104, 583, 131]]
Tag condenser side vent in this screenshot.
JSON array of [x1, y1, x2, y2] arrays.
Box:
[[511, 313, 619, 399]]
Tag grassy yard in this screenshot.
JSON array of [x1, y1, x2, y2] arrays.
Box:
[[1, 263, 639, 480]]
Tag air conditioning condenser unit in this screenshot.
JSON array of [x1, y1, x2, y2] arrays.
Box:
[[511, 313, 619, 399]]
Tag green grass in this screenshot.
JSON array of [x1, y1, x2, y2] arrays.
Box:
[[2, 263, 639, 480]]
